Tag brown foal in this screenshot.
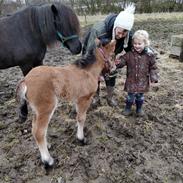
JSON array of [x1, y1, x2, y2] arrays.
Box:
[[16, 39, 116, 168]]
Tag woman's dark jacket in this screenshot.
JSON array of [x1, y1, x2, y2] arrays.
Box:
[[82, 14, 133, 56]]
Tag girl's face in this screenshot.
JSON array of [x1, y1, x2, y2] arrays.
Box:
[[133, 38, 145, 53]]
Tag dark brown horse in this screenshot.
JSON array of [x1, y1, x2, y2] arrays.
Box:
[[16, 39, 116, 168], [0, 2, 81, 76]]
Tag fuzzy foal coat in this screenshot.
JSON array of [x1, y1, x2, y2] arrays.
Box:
[[16, 40, 116, 168]]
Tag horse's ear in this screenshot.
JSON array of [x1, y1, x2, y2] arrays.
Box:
[[95, 38, 101, 47], [111, 39, 116, 47], [110, 39, 116, 52], [51, 4, 58, 15]]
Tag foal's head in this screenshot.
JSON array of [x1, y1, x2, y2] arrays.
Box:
[[73, 39, 116, 69], [95, 38, 116, 67], [96, 38, 116, 57]]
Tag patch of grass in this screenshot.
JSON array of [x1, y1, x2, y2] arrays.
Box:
[[2, 139, 19, 152], [79, 12, 183, 27], [3, 175, 10, 182], [96, 135, 109, 143], [0, 122, 7, 130], [95, 121, 105, 131], [135, 12, 183, 22], [79, 14, 105, 27], [143, 121, 153, 133]]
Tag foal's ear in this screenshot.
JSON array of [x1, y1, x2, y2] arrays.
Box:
[[110, 39, 116, 52], [111, 39, 116, 47], [95, 38, 101, 47], [51, 4, 58, 15]]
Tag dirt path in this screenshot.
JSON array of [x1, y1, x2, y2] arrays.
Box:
[[0, 20, 183, 183]]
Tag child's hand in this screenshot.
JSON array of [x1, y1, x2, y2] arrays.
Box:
[[116, 50, 126, 60], [110, 64, 117, 72]]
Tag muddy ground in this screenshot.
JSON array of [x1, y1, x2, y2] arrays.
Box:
[[0, 19, 183, 183]]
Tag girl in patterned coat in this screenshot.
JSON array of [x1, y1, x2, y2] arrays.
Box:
[[116, 30, 158, 116]]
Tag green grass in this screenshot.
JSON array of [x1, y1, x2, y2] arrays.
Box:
[[79, 12, 183, 27]]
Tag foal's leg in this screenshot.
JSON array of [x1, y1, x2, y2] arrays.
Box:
[[76, 95, 93, 143], [31, 100, 57, 168]]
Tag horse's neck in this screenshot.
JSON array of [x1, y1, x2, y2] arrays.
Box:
[[88, 52, 104, 79]]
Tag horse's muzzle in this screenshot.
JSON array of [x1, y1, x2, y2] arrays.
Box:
[[67, 41, 82, 55]]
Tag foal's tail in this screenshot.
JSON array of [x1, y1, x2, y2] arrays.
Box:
[[16, 80, 28, 122]]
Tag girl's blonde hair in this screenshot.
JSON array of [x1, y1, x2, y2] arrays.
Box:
[[132, 30, 150, 46]]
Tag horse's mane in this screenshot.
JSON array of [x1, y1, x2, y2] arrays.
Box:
[[31, 3, 80, 45], [0, 3, 80, 46], [74, 46, 96, 68]]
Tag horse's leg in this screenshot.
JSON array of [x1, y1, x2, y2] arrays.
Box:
[[19, 64, 34, 76], [19, 60, 43, 76], [33, 59, 43, 68], [31, 99, 57, 168], [19, 99, 28, 122], [19, 61, 43, 122], [75, 95, 93, 143]]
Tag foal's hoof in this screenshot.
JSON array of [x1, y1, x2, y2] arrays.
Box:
[[42, 157, 54, 170], [77, 137, 87, 146], [44, 161, 54, 170]]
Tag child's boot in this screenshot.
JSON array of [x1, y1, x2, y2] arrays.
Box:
[[123, 100, 133, 116], [136, 100, 144, 117]]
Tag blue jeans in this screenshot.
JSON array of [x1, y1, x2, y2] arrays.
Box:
[[126, 93, 144, 103]]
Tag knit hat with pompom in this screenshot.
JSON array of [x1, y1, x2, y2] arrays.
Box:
[[112, 4, 135, 47]]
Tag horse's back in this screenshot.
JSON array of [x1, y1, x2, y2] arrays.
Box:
[[24, 65, 97, 102], [0, 6, 43, 69], [24, 66, 55, 101], [25, 66, 54, 83], [53, 65, 97, 100]]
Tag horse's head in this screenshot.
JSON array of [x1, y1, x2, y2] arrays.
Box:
[[51, 4, 82, 54], [97, 39, 116, 55], [96, 38, 116, 58], [95, 39, 116, 71]]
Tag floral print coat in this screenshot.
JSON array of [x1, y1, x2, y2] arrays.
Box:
[[117, 49, 158, 93]]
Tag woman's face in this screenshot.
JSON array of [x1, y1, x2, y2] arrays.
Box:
[[115, 27, 128, 39], [133, 38, 145, 53]]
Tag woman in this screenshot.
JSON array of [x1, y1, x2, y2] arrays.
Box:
[[82, 4, 135, 107]]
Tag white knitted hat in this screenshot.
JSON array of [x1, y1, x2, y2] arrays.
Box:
[[112, 4, 135, 47], [114, 4, 135, 31]]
